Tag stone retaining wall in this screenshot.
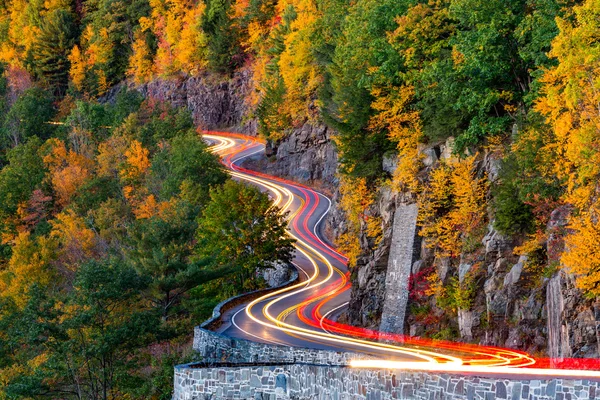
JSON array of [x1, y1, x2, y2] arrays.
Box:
[[174, 361, 599, 400], [193, 327, 364, 365], [176, 329, 600, 400]]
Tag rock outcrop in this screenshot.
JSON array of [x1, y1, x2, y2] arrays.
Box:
[[245, 121, 338, 189], [378, 201, 419, 334], [126, 69, 599, 359], [107, 69, 257, 135]]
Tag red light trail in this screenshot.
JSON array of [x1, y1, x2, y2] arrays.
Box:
[[204, 131, 600, 379]]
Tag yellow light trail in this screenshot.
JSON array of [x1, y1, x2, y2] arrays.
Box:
[[204, 133, 600, 380]]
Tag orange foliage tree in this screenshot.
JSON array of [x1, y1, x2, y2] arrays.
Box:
[[42, 139, 93, 207], [136, 0, 208, 78]]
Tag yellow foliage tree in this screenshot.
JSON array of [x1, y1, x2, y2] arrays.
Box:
[[418, 156, 487, 258], [128, 31, 155, 84], [535, 0, 600, 295], [277, 0, 321, 121], [0, 232, 57, 308], [139, 0, 208, 77], [69, 25, 114, 95], [68, 45, 86, 91], [562, 206, 600, 297], [535, 0, 600, 211], [369, 85, 422, 192], [336, 175, 380, 267], [120, 139, 150, 182], [50, 210, 98, 271], [134, 194, 160, 219], [97, 135, 130, 178], [0, 0, 40, 67]]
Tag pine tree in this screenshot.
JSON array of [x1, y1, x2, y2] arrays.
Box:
[[30, 9, 78, 95]]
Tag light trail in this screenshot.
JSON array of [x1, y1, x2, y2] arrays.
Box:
[[203, 131, 600, 380]]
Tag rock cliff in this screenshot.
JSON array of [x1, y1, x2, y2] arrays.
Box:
[[128, 71, 599, 359], [106, 69, 257, 135], [244, 121, 338, 190], [342, 139, 599, 358]]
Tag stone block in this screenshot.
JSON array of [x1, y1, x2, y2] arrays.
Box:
[[496, 382, 507, 399]]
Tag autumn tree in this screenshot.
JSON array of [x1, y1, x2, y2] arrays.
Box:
[[535, 0, 600, 296], [0, 232, 57, 308], [42, 138, 93, 207], [128, 30, 155, 84], [277, 0, 322, 121], [336, 174, 380, 267], [418, 157, 488, 258], [50, 210, 99, 271], [72, 0, 150, 94], [137, 0, 209, 78]]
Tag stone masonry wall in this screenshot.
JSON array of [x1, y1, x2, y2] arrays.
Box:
[[193, 327, 364, 365], [379, 202, 419, 335], [174, 361, 600, 400], [178, 328, 600, 400]]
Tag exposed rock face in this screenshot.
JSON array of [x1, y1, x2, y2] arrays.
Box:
[[263, 262, 293, 288], [547, 270, 600, 359], [249, 122, 338, 188], [132, 69, 257, 135]]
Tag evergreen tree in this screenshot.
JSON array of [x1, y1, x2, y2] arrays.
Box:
[[30, 9, 78, 95], [202, 0, 241, 73]]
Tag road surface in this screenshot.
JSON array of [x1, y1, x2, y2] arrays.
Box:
[[204, 132, 600, 380]]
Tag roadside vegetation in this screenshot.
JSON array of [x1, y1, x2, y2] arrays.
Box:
[[0, 0, 599, 395], [0, 81, 294, 398]]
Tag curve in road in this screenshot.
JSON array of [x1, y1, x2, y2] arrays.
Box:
[[204, 132, 600, 380]]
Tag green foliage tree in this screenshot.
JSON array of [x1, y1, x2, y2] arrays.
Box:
[[0, 138, 46, 242], [149, 132, 227, 202], [30, 8, 78, 95], [324, 0, 406, 179], [127, 202, 231, 320], [202, 0, 241, 73], [2, 88, 56, 149], [196, 180, 295, 291]]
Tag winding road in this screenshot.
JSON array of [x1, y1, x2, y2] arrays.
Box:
[[204, 132, 600, 380]]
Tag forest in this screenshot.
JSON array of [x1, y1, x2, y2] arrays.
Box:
[[0, 73, 294, 400], [0, 0, 599, 397]]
